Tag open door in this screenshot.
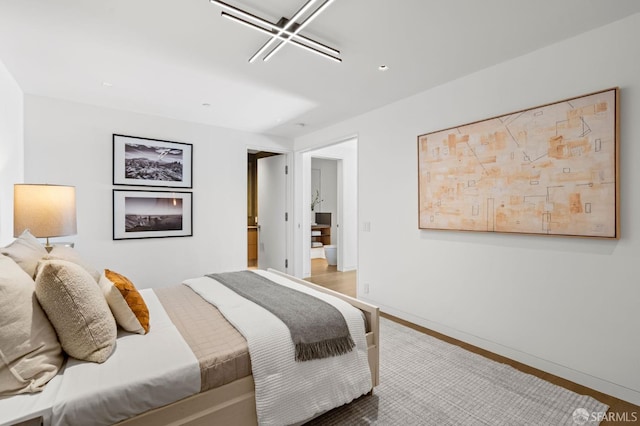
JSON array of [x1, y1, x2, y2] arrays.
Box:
[[257, 154, 288, 272]]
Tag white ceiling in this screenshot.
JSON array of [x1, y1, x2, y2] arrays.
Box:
[[1, 1, 639, 139]]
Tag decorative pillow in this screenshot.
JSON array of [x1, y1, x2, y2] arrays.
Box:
[[35, 259, 117, 363], [100, 269, 150, 335], [0, 229, 48, 278], [47, 245, 100, 282], [0, 255, 64, 396]]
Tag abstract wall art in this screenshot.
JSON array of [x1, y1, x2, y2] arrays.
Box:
[[418, 88, 619, 238]]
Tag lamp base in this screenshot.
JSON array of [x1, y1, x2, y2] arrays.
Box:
[[44, 240, 74, 252]]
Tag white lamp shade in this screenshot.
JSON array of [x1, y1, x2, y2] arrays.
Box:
[[13, 184, 77, 238]]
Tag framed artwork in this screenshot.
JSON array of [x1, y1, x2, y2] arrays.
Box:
[[113, 190, 193, 240], [113, 134, 193, 188], [418, 88, 619, 238]]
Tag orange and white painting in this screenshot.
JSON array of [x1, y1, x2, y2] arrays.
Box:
[[418, 88, 618, 238]]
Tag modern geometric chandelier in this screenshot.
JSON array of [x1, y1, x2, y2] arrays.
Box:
[[209, 0, 341, 63]]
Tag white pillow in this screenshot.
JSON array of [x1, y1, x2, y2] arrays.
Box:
[[0, 255, 64, 396], [0, 229, 48, 278], [48, 245, 100, 282], [35, 259, 117, 363]]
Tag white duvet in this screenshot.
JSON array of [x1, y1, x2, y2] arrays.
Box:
[[50, 289, 201, 426], [184, 269, 372, 426], [0, 289, 201, 426]]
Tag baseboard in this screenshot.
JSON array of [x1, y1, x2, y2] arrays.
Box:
[[365, 301, 640, 406], [338, 264, 356, 272]]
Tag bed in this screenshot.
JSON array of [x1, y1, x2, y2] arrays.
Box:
[[119, 269, 379, 426], [1, 265, 379, 426]]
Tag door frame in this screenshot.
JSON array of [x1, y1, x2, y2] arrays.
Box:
[[293, 135, 358, 278], [247, 146, 293, 273]]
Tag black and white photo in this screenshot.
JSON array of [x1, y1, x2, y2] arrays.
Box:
[[113, 190, 192, 240], [125, 143, 184, 182], [113, 134, 193, 188]]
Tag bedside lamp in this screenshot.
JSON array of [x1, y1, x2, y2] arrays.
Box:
[[14, 184, 77, 252]]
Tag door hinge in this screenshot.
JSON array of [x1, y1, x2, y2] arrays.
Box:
[[285, 165, 288, 175], [285, 259, 288, 268], [285, 212, 288, 221]]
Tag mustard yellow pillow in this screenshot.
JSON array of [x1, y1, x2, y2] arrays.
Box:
[[100, 269, 150, 335], [35, 260, 116, 363]]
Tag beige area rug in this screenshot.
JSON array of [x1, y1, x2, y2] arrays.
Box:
[[307, 318, 608, 425]]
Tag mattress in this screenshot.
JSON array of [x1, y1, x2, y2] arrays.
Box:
[[155, 285, 251, 392]]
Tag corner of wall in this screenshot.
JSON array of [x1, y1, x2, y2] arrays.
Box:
[[0, 59, 24, 245]]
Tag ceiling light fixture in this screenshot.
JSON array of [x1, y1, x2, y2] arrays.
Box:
[[210, 0, 341, 63], [262, 0, 335, 62], [248, 0, 317, 63], [221, 12, 341, 62], [216, 5, 339, 55]]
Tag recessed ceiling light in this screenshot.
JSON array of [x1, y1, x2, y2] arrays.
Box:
[[102, 81, 113, 87], [378, 65, 389, 71]]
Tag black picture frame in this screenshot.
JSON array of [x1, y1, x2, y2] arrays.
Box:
[[113, 134, 193, 188], [113, 189, 193, 240]]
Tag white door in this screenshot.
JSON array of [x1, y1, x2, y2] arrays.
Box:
[[257, 154, 288, 272]]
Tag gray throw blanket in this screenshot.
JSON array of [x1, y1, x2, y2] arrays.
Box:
[[207, 271, 355, 362]]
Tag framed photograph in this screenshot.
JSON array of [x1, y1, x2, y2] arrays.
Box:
[[113, 190, 193, 240], [113, 134, 193, 188], [418, 88, 619, 238]]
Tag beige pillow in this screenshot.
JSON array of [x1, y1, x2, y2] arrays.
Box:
[[100, 269, 150, 335], [48, 245, 100, 282], [0, 255, 64, 396], [0, 229, 48, 278], [35, 259, 117, 363]]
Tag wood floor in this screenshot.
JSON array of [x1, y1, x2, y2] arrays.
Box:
[[306, 258, 356, 297], [305, 258, 639, 426]]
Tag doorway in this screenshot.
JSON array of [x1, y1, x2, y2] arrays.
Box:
[[310, 158, 337, 268], [299, 137, 358, 279], [247, 150, 289, 272]]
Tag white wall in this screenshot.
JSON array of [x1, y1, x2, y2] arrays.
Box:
[[0, 59, 23, 246], [295, 14, 640, 405], [23, 95, 292, 288]]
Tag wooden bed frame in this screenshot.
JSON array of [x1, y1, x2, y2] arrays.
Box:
[[117, 269, 380, 426]]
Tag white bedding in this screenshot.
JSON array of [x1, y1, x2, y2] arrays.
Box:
[[0, 289, 200, 426], [184, 269, 372, 426], [0, 370, 62, 426], [50, 289, 200, 426]]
